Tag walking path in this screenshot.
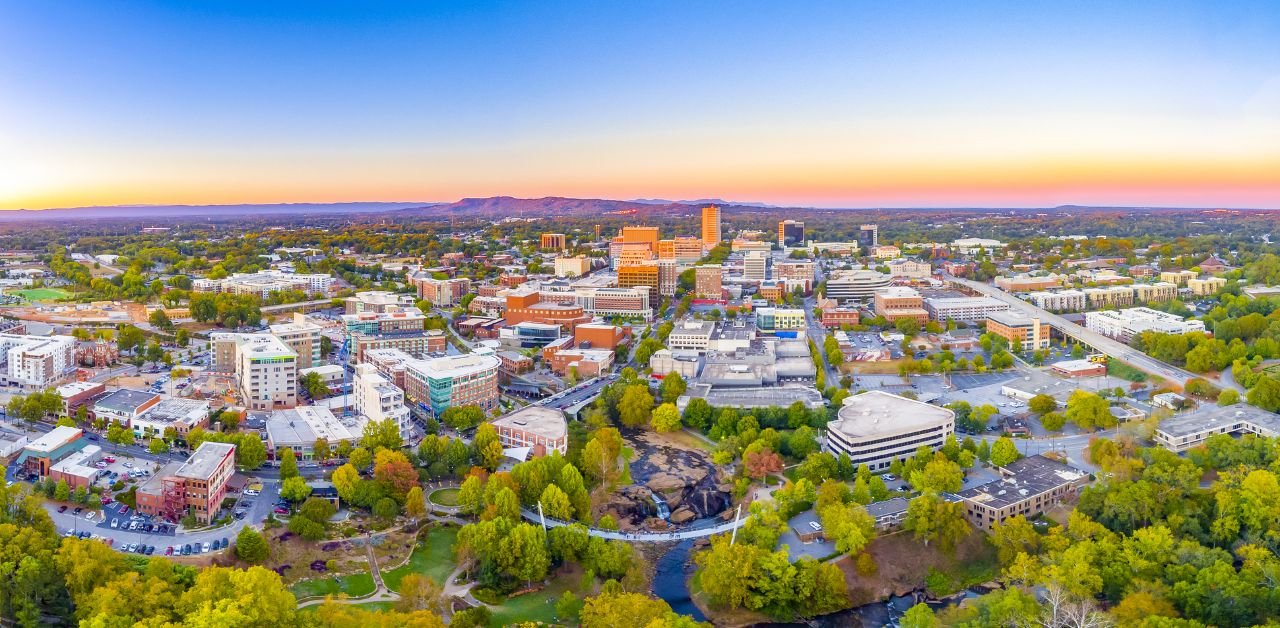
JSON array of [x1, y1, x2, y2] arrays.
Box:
[[519, 508, 748, 541]]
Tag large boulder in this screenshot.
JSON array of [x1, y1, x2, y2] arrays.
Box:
[[668, 506, 697, 524]]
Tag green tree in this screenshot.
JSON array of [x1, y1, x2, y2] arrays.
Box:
[[904, 493, 970, 551], [235, 527, 270, 564], [148, 438, 169, 454], [618, 384, 654, 428], [1028, 394, 1057, 415], [1218, 388, 1240, 406], [280, 476, 312, 503], [278, 448, 299, 480], [901, 603, 940, 628], [682, 397, 713, 431], [349, 447, 372, 470], [990, 437, 1021, 467], [404, 486, 427, 521], [651, 402, 682, 432], [659, 371, 687, 404]]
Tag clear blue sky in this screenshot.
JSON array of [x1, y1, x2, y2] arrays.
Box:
[[2, 1, 1278, 208]]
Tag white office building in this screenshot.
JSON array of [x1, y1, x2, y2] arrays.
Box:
[[0, 334, 77, 389], [824, 391, 955, 471], [1084, 307, 1206, 343], [353, 363, 413, 441]]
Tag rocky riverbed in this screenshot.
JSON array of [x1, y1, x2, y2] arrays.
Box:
[[599, 431, 732, 530]]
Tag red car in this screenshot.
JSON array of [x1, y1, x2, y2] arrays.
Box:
[[103, 456, 116, 463], [273, 507, 290, 515]]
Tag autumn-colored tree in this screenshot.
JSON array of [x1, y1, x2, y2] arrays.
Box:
[[744, 447, 784, 480]]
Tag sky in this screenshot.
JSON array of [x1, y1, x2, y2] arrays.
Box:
[[2, 1, 1279, 210]]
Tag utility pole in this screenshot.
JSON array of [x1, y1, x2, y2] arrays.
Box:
[[729, 504, 742, 546]]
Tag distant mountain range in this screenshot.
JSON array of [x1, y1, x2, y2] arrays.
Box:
[[0, 197, 1266, 223], [0, 202, 436, 222]]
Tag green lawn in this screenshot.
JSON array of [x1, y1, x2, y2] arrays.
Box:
[[290, 572, 376, 600], [14, 288, 72, 301], [1107, 360, 1149, 383], [382, 526, 459, 592], [486, 574, 579, 626], [428, 488, 459, 507]]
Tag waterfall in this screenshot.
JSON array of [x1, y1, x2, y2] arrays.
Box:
[[648, 488, 671, 520]]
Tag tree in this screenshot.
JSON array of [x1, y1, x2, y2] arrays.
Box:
[[1040, 411, 1066, 432], [235, 527, 269, 564], [472, 423, 503, 471], [901, 603, 940, 628], [235, 434, 267, 469], [361, 418, 403, 452], [332, 463, 360, 502], [659, 371, 687, 404], [395, 573, 445, 615], [349, 447, 372, 470], [651, 402, 682, 432], [580, 590, 682, 628], [539, 483, 574, 520], [404, 486, 427, 521], [990, 437, 1022, 467], [682, 397, 713, 431], [278, 448, 299, 480], [457, 475, 485, 516], [618, 385, 654, 428], [819, 502, 876, 556], [1065, 390, 1115, 430], [148, 309, 172, 330], [1218, 388, 1240, 406], [281, 476, 312, 503], [904, 493, 970, 551], [745, 447, 784, 480], [1028, 394, 1057, 415], [909, 456, 963, 493], [54, 479, 70, 502], [374, 452, 419, 500], [148, 438, 169, 454], [555, 590, 582, 624], [116, 325, 146, 354], [373, 497, 400, 520], [313, 438, 331, 462]]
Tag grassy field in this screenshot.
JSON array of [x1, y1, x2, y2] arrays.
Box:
[[290, 572, 376, 600], [1107, 360, 1149, 383], [13, 288, 73, 301], [486, 567, 582, 626], [382, 526, 459, 592], [428, 488, 459, 507]]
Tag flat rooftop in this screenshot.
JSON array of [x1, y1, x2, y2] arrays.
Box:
[[986, 310, 1037, 326], [94, 388, 160, 414], [265, 406, 360, 446], [830, 390, 954, 439], [137, 397, 209, 425], [956, 455, 1085, 509], [176, 441, 235, 480], [492, 406, 568, 441], [1156, 404, 1280, 438]]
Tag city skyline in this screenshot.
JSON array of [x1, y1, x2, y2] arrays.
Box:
[[2, 1, 1279, 210]]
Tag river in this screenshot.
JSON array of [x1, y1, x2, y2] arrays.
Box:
[[651, 539, 984, 627]]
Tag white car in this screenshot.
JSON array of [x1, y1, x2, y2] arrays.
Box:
[[84, 512, 96, 521], [243, 489, 259, 497]]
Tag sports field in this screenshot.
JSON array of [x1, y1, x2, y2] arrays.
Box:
[[13, 288, 73, 301]]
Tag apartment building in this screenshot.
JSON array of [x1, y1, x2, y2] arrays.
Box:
[[212, 333, 298, 410], [657, 237, 704, 264], [136, 442, 236, 524], [984, 311, 1050, 350], [269, 312, 324, 369], [1132, 282, 1178, 303], [195, 269, 333, 298], [695, 266, 724, 299], [1026, 290, 1087, 312], [341, 309, 427, 337], [755, 307, 805, 331], [1159, 270, 1197, 286], [353, 363, 413, 441], [1084, 307, 1206, 343], [352, 329, 446, 363], [995, 274, 1068, 292], [414, 276, 472, 307], [1084, 286, 1135, 309], [923, 296, 1011, 323], [541, 338, 614, 377], [0, 334, 76, 390], [344, 291, 417, 315], [1188, 276, 1226, 296]]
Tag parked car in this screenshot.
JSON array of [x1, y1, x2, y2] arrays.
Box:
[[84, 512, 96, 521], [220, 537, 228, 549], [110, 518, 119, 529], [202, 542, 210, 553], [57, 505, 67, 513], [129, 521, 138, 531], [273, 507, 290, 515], [73, 507, 83, 515], [181, 544, 191, 555], [165, 546, 173, 556]]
